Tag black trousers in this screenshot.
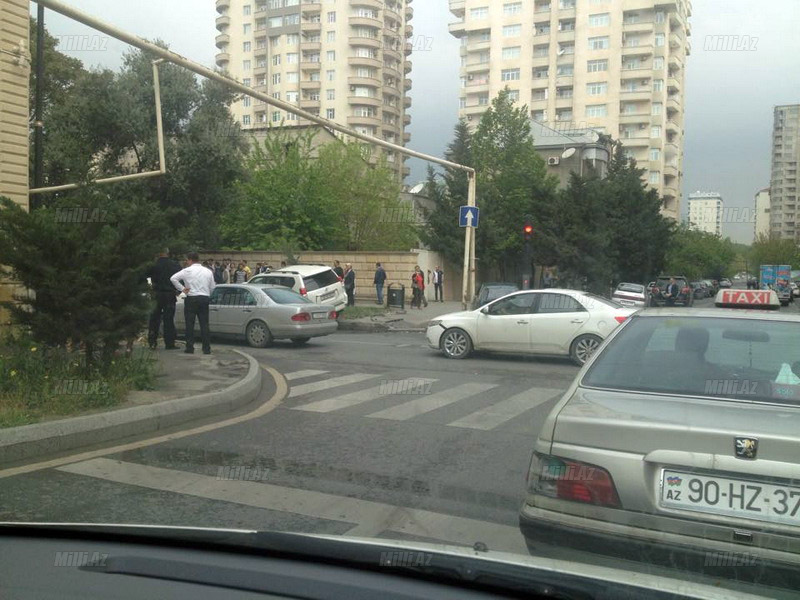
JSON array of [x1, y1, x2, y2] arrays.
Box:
[[434, 283, 443, 302], [148, 291, 177, 348], [184, 295, 211, 353], [346, 287, 355, 306]]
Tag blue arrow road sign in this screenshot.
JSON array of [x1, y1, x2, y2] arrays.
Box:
[[459, 206, 480, 228]]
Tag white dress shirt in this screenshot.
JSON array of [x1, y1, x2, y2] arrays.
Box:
[[171, 263, 216, 297]]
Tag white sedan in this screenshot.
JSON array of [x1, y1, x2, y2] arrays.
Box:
[[426, 289, 638, 366]]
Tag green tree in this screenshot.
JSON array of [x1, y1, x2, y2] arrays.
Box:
[[664, 225, 737, 280], [750, 234, 800, 269]]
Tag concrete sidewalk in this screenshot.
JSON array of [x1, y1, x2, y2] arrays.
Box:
[[0, 346, 264, 465], [339, 300, 465, 333]]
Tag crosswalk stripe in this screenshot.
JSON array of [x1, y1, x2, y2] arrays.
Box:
[[293, 378, 438, 413], [447, 387, 564, 430], [366, 382, 498, 421], [288, 373, 379, 398], [284, 370, 328, 381]]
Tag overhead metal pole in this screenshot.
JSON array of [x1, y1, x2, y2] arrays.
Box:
[[31, 4, 46, 209], [468, 172, 477, 305]]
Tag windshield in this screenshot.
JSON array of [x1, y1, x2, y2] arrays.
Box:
[[2, 0, 798, 597]]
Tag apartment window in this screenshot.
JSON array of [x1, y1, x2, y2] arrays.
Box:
[[533, 67, 549, 79], [478, 94, 490, 106], [270, 36, 280, 47], [242, 114, 251, 125], [310, 72, 320, 81], [326, 108, 335, 119], [286, 112, 297, 122], [556, 64, 574, 76], [655, 11, 666, 23], [326, 69, 335, 81], [326, 50, 336, 61], [649, 148, 661, 161], [589, 36, 609, 50], [588, 13, 610, 27], [286, 53, 298, 64], [532, 110, 547, 122], [459, 97, 467, 109], [508, 90, 520, 101], [534, 44, 549, 58], [556, 86, 572, 98], [243, 97, 251, 107], [501, 68, 521, 81], [587, 82, 607, 96], [286, 34, 299, 45], [243, 78, 251, 86], [560, 42, 575, 54], [243, 4, 251, 15], [587, 59, 608, 72], [356, 67, 374, 78], [272, 73, 281, 85], [286, 91, 299, 103], [243, 41, 251, 52], [502, 46, 521, 59], [532, 88, 548, 100], [649, 171, 661, 184], [327, 11, 336, 23], [652, 102, 663, 115], [272, 55, 281, 66], [327, 31, 336, 42], [470, 7, 489, 19], [503, 24, 521, 37], [243, 23, 251, 34], [269, 16, 282, 27], [559, 19, 575, 31], [653, 57, 665, 70], [653, 79, 664, 91], [243, 60, 251, 71], [326, 89, 335, 100], [286, 72, 298, 83], [353, 86, 375, 98], [655, 33, 665, 47], [503, 2, 522, 16], [477, 31, 491, 42], [586, 104, 607, 117]]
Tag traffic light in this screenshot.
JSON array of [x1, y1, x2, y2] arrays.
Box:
[[523, 222, 533, 241]]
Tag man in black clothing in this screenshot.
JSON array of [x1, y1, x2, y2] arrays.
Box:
[[664, 277, 679, 307], [146, 249, 181, 350]]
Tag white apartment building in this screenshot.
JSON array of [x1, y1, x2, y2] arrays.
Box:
[[215, 0, 414, 177], [754, 187, 770, 242], [769, 104, 800, 240], [687, 191, 722, 236], [448, 0, 692, 219]]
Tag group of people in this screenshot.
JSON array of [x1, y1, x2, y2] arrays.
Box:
[[330, 261, 444, 309], [202, 259, 289, 285]]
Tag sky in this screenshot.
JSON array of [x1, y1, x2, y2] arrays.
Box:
[[34, 0, 800, 244]]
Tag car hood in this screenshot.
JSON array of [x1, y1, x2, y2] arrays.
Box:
[[435, 310, 478, 322], [552, 387, 800, 470]]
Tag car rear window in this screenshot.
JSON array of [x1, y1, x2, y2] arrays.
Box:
[[582, 316, 800, 404], [262, 288, 311, 304], [253, 275, 295, 288], [582, 293, 623, 309], [304, 269, 339, 292], [616, 283, 644, 293]]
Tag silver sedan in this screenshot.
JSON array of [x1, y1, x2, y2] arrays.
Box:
[[520, 307, 800, 581], [175, 284, 338, 348]]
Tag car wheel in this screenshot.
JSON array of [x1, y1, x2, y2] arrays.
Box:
[[246, 320, 273, 348], [291, 337, 310, 345], [570, 334, 603, 367], [440, 328, 473, 359]]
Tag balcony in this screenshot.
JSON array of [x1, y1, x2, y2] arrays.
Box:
[[622, 20, 654, 34], [664, 164, 679, 178], [619, 135, 650, 147], [404, 78, 412, 91], [348, 115, 382, 128], [404, 60, 412, 73], [349, 76, 381, 88], [405, 24, 414, 38], [385, 5, 402, 21], [350, 36, 382, 49], [404, 114, 411, 126], [353, 0, 382, 9], [663, 182, 679, 198], [216, 0, 229, 12], [215, 15, 230, 31], [349, 55, 382, 69], [383, 46, 402, 62], [300, 98, 321, 110], [554, 96, 573, 109], [348, 96, 382, 108], [404, 96, 412, 108], [299, 80, 321, 90], [404, 131, 412, 143], [666, 96, 681, 113], [382, 103, 400, 116], [620, 65, 653, 77], [667, 76, 681, 92], [465, 80, 490, 93], [349, 15, 383, 29], [301, 41, 321, 52], [619, 112, 652, 124], [622, 44, 654, 57], [620, 89, 652, 102], [532, 55, 551, 67], [465, 61, 491, 74], [301, 1, 321, 14], [215, 52, 230, 66], [448, 21, 466, 37], [406, 5, 413, 20], [404, 42, 413, 56], [300, 61, 321, 71], [384, 64, 402, 79], [383, 84, 401, 97], [669, 31, 683, 48], [668, 54, 683, 71], [215, 33, 230, 48], [449, 0, 465, 17], [302, 20, 322, 32]]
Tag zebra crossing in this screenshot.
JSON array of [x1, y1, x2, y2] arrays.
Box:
[[282, 369, 567, 431]]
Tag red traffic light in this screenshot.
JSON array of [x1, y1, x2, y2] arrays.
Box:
[[523, 224, 533, 234]]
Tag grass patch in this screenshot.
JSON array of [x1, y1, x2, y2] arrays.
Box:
[[338, 306, 389, 320], [0, 333, 159, 428]]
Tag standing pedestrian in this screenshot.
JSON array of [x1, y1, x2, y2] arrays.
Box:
[[333, 260, 344, 279], [170, 251, 216, 355], [432, 266, 444, 302], [213, 261, 225, 285], [344, 262, 356, 306], [411, 266, 426, 309], [374, 262, 387, 305], [222, 260, 231, 283], [242, 260, 252, 281], [146, 248, 181, 350], [280, 261, 287, 269], [233, 262, 247, 283], [664, 277, 679, 307]]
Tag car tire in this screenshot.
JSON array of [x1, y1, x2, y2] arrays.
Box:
[[440, 328, 473, 359], [570, 334, 603, 367], [246, 320, 273, 348], [291, 337, 310, 345]]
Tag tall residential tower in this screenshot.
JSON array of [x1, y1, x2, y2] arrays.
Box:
[[769, 105, 800, 240], [448, 0, 691, 219]]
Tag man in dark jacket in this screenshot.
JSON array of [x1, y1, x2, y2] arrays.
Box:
[[374, 262, 387, 305], [146, 249, 181, 350], [343, 263, 356, 307], [664, 277, 679, 307]]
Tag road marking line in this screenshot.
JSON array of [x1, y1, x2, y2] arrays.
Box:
[[288, 373, 379, 398], [293, 378, 437, 413], [365, 383, 498, 421], [0, 364, 286, 480], [284, 370, 328, 381], [447, 388, 564, 430], [55, 458, 527, 554]]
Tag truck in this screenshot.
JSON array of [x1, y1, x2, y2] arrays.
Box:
[[760, 264, 792, 306]]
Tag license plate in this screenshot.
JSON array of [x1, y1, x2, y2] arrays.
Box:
[[320, 291, 335, 301], [312, 312, 327, 320], [660, 470, 800, 526]]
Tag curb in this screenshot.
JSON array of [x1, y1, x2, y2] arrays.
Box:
[[0, 349, 263, 465], [337, 320, 390, 332]]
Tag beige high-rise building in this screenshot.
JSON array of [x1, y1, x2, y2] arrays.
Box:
[[687, 191, 722, 236], [215, 0, 414, 177], [448, 0, 691, 219], [769, 105, 800, 240], [754, 187, 770, 242]]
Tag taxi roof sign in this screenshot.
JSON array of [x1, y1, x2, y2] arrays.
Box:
[[715, 289, 780, 310]]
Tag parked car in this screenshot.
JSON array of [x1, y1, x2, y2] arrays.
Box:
[[427, 289, 637, 366], [689, 281, 707, 299], [249, 264, 347, 313], [520, 294, 800, 582], [471, 282, 520, 310], [793, 281, 800, 297], [611, 282, 647, 307], [718, 277, 733, 288], [648, 275, 693, 307], [175, 284, 338, 348]]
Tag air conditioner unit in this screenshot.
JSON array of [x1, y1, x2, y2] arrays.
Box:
[[467, 74, 474, 80], [639, 123, 647, 129], [548, 157, 560, 165], [467, 115, 473, 121]]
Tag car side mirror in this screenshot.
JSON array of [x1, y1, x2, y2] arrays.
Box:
[[481, 306, 491, 315]]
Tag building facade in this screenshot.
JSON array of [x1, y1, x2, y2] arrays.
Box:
[[754, 187, 770, 242], [448, 0, 691, 219], [0, 0, 30, 326], [769, 105, 800, 240], [215, 0, 414, 177], [687, 191, 722, 236], [531, 121, 610, 187]]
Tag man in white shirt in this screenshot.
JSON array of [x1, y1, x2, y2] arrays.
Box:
[[171, 251, 216, 354]]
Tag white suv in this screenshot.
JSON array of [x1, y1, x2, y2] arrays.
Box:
[[249, 265, 347, 312]]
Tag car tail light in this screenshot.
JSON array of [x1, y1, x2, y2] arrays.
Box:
[[650, 286, 660, 294], [337, 276, 343, 282], [291, 313, 311, 322], [299, 287, 307, 296], [682, 286, 690, 294], [328, 311, 337, 319], [614, 315, 628, 324], [527, 453, 621, 508]]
